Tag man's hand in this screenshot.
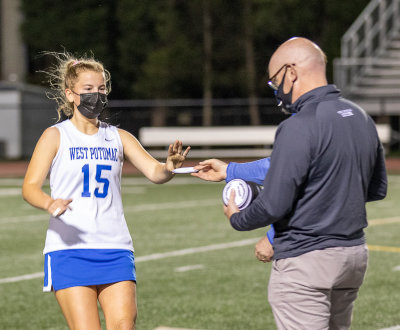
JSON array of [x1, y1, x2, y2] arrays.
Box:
[[223, 189, 239, 219], [254, 236, 274, 263], [192, 159, 228, 182]]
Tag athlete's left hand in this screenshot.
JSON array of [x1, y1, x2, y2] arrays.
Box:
[[165, 140, 191, 171]]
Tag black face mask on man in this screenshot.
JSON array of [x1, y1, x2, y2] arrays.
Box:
[[72, 92, 108, 119], [274, 69, 294, 114]]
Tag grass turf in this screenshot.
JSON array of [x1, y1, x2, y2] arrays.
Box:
[[0, 176, 399, 329]]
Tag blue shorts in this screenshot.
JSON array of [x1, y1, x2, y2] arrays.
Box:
[[43, 249, 136, 292]]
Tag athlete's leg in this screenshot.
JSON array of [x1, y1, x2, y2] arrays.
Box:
[[55, 285, 101, 330], [98, 280, 137, 330]]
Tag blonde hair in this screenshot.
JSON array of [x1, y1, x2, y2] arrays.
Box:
[[42, 51, 111, 120]]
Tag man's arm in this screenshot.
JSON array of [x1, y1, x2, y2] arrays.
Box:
[[367, 142, 387, 202], [226, 158, 270, 185], [193, 157, 275, 241], [192, 157, 270, 184], [228, 119, 311, 231]]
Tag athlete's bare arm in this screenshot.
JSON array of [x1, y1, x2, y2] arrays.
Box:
[[118, 128, 189, 184], [22, 127, 72, 215]]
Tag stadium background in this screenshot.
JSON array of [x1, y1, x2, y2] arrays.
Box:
[[0, 1, 400, 330], [1, 0, 400, 160]]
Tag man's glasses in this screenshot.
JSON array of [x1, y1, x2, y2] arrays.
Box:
[[267, 63, 294, 91]]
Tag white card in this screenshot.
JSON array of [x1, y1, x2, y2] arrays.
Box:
[[172, 167, 199, 174]]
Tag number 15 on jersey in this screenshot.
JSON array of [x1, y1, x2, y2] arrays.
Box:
[[81, 164, 111, 198]]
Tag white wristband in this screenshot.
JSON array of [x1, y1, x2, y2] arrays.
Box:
[[52, 207, 61, 217]]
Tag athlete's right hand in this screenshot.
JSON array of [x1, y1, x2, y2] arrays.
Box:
[[48, 198, 73, 217]]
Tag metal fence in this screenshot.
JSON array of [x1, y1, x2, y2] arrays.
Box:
[[3, 91, 398, 159]]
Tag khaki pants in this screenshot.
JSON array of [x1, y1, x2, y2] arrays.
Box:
[[268, 244, 368, 330]]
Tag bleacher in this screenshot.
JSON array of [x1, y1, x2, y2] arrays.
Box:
[[139, 124, 392, 159]]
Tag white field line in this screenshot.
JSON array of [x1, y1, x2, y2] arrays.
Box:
[[0, 272, 44, 284], [0, 199, 221, 224], [0, 178, 24, 186], [0, 188, 22, 196], [121, 187, 147, 194], [135, 238, 259, 262], [1, 215, 400, 282], [368, 216, 400, 226], [175, 264, 205, 273], [154, 327, 205, 330], [378, 326, 400, 330], [0, 238, 259, 284], [0, 214, 47, 224]]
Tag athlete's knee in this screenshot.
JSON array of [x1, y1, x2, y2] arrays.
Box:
[[111, 313, 137, 330]]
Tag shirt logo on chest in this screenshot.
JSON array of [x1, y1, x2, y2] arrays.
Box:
[[337, 109, 354, 117]]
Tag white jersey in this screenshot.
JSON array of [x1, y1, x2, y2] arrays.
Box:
[[43, 120, 133, 254]]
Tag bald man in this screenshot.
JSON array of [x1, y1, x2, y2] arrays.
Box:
[[195, 37, 387, 329], [267, 37, 328, 114]]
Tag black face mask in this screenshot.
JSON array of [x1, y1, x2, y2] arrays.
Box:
[[274, 70, 294, 114], [74, 92, 108, 119]]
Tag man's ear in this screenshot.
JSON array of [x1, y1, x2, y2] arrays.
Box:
[[288, 66, 298, 83]]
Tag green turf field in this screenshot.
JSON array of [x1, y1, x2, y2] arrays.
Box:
[[0, 175, 399, 330]]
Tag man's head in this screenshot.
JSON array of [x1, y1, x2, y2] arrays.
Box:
[[268, 37, 328, 112]]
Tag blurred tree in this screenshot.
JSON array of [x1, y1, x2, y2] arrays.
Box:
[[120, 0, 203, 126], [20, 0, 121, 91], [202, 0, 213, 126], [211, 0, 246, 98], [243, 0, 260, 125], [20, 0, 371, 105], [130, 0, 203, 99], [116, 0, 158, 99], [253, 0, 370, 89]]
